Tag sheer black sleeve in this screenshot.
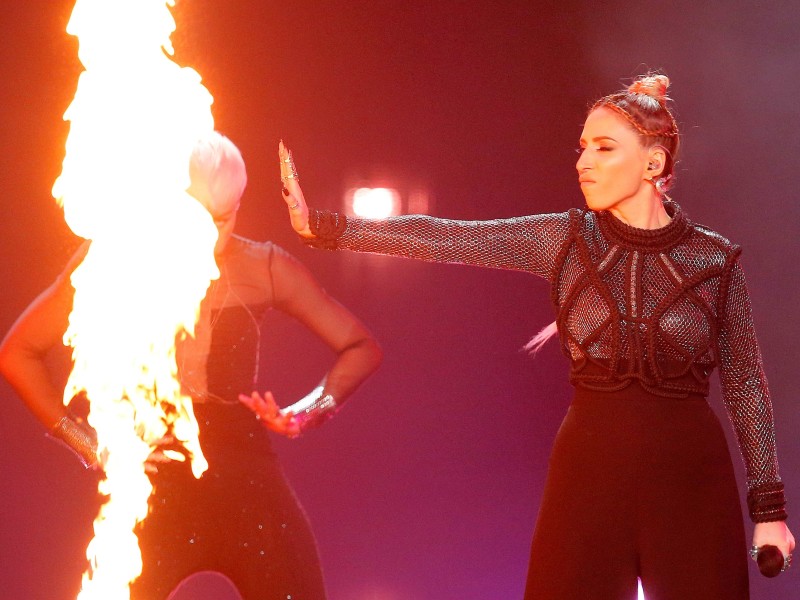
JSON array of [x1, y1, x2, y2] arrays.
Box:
[[268, 244, 381, 406], [717, 259, 786, 522], [305, 209, 574, 282]]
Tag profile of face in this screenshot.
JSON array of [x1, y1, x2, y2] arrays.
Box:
[[576, 107, 664, 214]]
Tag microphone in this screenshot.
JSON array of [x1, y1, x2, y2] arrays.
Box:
[[756, 545, 785, 578]]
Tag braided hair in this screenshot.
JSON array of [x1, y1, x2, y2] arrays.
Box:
[[590, 74, 680, 188]]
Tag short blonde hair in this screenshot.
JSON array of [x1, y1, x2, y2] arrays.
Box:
[[188, 131, 247, 216]]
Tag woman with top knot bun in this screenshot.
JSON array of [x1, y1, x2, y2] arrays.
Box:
[[276, 72, 794, 598]]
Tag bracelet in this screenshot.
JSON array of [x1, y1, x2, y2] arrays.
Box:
[[289, 392, 339, 433], [747, 482, 788, 523], [50, 415, 98, 468], [302, 209, 348, 250]]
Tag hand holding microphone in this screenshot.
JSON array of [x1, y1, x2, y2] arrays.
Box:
[[751, 544, 792, 577]]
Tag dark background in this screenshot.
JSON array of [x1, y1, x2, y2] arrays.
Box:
[[1, 1, 797, 598]]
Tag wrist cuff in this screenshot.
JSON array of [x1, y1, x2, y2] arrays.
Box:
[[303, 209, 348, 250], [748, 482, 788, 523], [292, 393, 339, 432], [50, 415, 98, 468]]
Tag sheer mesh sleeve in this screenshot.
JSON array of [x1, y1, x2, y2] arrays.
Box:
[[268, 243, 381, 406], [717, 259, 786, 522], [307, 209, 574, 282]]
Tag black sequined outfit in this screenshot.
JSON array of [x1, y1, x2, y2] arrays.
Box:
[[131, 238, 327, 600], [306, 201, 786, 598]]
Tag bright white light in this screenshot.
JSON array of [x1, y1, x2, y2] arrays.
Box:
[[638, 577, 645, 599], [350, 187, 400, 219]]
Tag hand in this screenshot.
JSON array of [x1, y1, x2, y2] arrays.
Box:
[[239, 390, 301, 438], [753, 520, 795, 563], [279, 140, 313, 237]]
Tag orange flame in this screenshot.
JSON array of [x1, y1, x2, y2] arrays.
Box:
[[53, 1, 217, 597]]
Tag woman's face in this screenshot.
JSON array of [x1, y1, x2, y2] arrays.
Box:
[[576, 106, 652, 213]]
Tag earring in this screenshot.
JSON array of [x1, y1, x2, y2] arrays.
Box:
[[651, 174, 672, 195]]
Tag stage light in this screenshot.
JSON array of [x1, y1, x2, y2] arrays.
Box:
[[344, 184, 432, 218], [350, 187, 400, 219]]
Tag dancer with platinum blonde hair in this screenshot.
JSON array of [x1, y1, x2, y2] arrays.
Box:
[[0, 132, 382, 599]]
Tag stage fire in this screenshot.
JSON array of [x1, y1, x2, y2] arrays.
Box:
[[52, 1, 217, 597]]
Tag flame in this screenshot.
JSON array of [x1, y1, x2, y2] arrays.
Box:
[[53, 1, 217, 597]]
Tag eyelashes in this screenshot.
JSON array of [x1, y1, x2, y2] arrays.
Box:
[[575, 146, 612, 154]]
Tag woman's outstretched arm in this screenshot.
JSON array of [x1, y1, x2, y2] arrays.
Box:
[[278, 141, 571, 280]]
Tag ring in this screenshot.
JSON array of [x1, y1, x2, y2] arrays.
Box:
[[751, 545, 793, 571], [288, 202, 300, 210], [280, 149, 299, 183]]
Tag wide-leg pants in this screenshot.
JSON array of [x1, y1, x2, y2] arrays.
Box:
[[524, 385, 749, 600], [131, 403, 326, 600]]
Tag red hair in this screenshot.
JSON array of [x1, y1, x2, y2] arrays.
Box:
[[591, 74, 680, 185]]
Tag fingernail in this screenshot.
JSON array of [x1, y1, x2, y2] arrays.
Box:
[[282, 187, 289, 196]]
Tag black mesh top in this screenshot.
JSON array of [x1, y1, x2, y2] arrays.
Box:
[[175, 235, 374, 461], [178, 235, 364, 405], [306, 201, 786, 522]]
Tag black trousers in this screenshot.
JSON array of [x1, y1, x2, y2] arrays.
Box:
[[131, 403, 326, 600], [524, 385, 749, 600]]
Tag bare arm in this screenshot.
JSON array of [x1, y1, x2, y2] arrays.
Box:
[[0, 242, 89, 429]]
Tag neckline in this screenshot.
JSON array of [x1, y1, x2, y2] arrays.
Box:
[[596, 200, 690, 251]]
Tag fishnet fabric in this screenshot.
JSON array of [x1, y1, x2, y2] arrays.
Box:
[[179, 237, 373, 409], [308, 202, 784, 520]]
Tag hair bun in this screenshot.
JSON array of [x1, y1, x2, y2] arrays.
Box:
[[628, 74, 670, 102]]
